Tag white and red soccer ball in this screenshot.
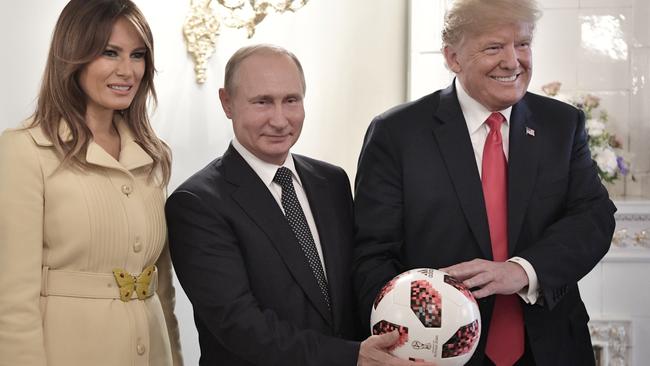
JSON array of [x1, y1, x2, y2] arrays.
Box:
[[370, 268, 481, 365]]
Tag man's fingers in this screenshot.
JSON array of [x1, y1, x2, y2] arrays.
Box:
[[373, 330, 400, 348], [440, 265, 474, 280], [463, 270, 492, 289], [441, 258, 490, 280], [360, 333, 440, 366], [472, 283, 496, 298]]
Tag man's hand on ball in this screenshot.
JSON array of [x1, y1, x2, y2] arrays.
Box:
[[440, 259, 529, 299], [358, 331, 438, 366]]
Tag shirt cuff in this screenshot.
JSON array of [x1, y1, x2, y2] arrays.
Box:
[[508, 256, 540, 304]]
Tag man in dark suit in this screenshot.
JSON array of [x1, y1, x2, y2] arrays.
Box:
[[166, 44, 435, 366], [353, 1, 616, 365]]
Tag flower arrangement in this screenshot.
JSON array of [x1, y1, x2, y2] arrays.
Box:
[[541, 81, 631, 183]]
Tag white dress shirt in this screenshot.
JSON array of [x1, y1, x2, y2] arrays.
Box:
[[232, 137, 328, 278], [455, 78, 540, 304]]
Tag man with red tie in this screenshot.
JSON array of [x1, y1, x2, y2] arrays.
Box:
[[353, 0, 616, 365]]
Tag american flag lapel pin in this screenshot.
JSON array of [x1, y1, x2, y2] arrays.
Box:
[[526, 126, 535, 137]]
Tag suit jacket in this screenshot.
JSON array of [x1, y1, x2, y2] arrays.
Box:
[[166, 145, 361, 366], [353, 83, 616, 366]]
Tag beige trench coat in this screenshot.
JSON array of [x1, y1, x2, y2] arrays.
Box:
[[0, 119, 182, 366]]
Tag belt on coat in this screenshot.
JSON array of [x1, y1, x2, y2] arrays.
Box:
[[40, 266, 158, 301]]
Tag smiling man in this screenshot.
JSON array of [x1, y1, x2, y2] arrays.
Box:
[[353, 1, 616, 365], [165, 44, 435, 366]]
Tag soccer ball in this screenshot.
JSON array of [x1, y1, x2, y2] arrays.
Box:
[[370, 268, 481, 365]]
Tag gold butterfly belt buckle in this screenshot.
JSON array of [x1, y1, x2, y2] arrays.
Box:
[[112, 265, 156, 302]]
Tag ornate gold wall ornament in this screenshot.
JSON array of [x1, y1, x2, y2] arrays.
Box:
[[215, 0, 309, 38], [183, 0, 310, 84], [183, 0, 221, 84]]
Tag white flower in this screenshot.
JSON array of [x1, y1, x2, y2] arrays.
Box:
[[593, 147, 618, 175], [542, 80, 632, 182], [586, 118, 605, 137]]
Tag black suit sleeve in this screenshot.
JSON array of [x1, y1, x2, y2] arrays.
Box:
[[518, 109, 616, 309], [166, 190, 360, 366], [353, 117, 406, 330]]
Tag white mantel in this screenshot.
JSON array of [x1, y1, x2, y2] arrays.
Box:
[[579, 199, 650, 366]]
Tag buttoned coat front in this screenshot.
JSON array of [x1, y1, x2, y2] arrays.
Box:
[[0, 119, 182, 366]]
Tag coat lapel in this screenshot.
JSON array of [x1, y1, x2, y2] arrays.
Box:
[[225, 147, 333, 326], [507, 97, 540, 255], [27, 118, 153, 176], [115, 119, 154, 171], [86, 118, 153, 174], [432, 84, 493, 259]]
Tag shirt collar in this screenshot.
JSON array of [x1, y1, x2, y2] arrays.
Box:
[[231, 137, 301, 188], [455, 78, 512, 134]]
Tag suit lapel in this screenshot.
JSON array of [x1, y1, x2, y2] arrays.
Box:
[[507, 97, 540, 255], [432, 84, 493, 259], [293, 156, 343, 329], [225, 147, 333, 326]]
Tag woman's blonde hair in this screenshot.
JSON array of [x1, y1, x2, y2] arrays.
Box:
[[442, 0, 543, 47], [31, 0, 170, 185]]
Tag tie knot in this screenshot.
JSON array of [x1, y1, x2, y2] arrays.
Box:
[[485, 112, 505, 132], [273, 167, 293, 188]]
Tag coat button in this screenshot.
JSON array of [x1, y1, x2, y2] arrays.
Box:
[[136, 343, 146, 355], [133, 237, 142, 253], [121, 184, 133, 196]]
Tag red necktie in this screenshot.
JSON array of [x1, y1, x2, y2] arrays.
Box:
[[482, 112, 524, 366]]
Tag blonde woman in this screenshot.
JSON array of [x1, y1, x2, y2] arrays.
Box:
[[0, 0, 182, 365]]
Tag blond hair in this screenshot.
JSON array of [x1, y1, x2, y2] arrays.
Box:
[[223, 44, 306, 95], [31, 0, 171, 185], [442, 0, 543, 47]]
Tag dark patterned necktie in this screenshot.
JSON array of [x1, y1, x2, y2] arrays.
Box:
[[273, 167, 331, 309], [482, 112, 524, 366]]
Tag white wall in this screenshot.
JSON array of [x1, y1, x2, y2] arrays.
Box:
[[0, 1, 407, 364]]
